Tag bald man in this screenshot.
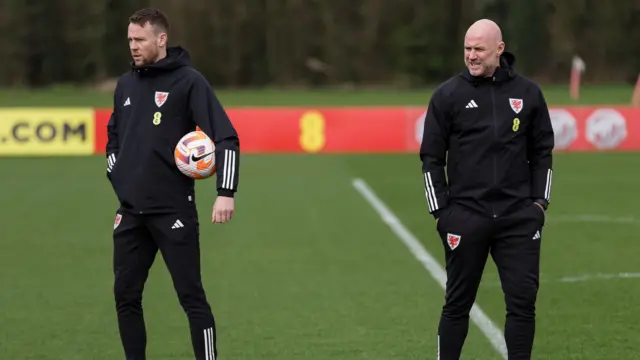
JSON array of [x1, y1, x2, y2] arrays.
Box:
[[419, 19, 554, 360]]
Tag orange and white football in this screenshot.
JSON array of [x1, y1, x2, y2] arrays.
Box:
[[174, 130, 216, 179]]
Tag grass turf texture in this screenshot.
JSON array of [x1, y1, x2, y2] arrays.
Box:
[[0, 84, 637, 107], [1, 153, 639, 359], [1, 86, 638, 358]]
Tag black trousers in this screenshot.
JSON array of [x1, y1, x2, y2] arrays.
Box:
[[112, 207, 217, 360], [435, 202, 544, 360]]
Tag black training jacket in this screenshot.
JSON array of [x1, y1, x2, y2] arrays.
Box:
[[106, 46, 240, 214], [419, 52, 554, 219]]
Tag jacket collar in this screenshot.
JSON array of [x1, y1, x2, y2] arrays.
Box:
[[461, 51, 516, 85]]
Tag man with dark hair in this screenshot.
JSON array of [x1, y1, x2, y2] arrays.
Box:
[[419, 19, 554, 360], [106, 7, 240, 360]]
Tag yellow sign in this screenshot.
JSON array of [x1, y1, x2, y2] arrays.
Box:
[[299, 110, 326, 153], [0, 108, 95, 156]]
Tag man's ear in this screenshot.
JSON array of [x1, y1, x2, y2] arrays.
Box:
[[158, 32, 167, 48]]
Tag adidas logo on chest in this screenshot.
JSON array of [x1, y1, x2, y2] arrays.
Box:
[[465, 99, 478, 108]]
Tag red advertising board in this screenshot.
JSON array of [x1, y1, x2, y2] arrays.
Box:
[[93, 106, 640, 155], [410, 106, 640, 152]]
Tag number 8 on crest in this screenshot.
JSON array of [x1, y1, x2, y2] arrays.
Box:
[[153, 112, 162, 125]]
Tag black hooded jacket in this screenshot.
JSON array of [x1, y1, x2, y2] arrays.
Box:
[[106, 46, 240, 214], [419, 52, 554, 219]]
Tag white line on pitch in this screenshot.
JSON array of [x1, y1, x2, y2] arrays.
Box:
[[547, 215, 638, 224], [351, 178, 507, 359], [481, 272, 640, 287], [559, 272, 640, 282]]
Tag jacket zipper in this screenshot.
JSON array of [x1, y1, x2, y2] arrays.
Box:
[[491, 77, 497, 218]]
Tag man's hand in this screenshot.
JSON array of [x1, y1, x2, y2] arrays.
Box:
[[212, 196, 235, 223]]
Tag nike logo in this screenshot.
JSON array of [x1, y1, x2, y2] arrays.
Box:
[[191, 152, 213, 162]]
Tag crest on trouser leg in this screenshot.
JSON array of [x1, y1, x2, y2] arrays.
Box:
[[447, 233, 461, 250], [114, 214, 122, 229]]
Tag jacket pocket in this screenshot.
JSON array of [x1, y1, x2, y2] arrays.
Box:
[[532, 203, 546, 226], [436, 206, 455, 232], [108, 162, 124, 198]]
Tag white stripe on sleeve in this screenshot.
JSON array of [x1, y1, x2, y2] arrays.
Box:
[[222, 149, 236, 190], [544, 169, 553, 202], [423, 172, 439, 212]]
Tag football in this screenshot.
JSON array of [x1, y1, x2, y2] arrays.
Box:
[[174, 130, 216, 179]]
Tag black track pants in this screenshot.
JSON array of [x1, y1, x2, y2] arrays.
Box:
[[435, 203, 545, 360], [112, 208, 217, 360]]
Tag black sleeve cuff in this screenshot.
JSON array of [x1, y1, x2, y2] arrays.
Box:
[[217, 189, 235, 197], [433, 208, 445, 220], [533, 198, 548, 210]]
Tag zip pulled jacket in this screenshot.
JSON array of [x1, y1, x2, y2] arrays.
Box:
[[420, 52, 554, 219], [106, 46, 240, 214]]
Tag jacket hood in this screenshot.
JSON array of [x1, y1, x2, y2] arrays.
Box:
[[132, 46, 191, 75], [461, 51, 516, 85]]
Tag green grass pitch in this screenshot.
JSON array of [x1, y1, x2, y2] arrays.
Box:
[[0, 83, 636, 107], [1, 85, 639, 359]]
